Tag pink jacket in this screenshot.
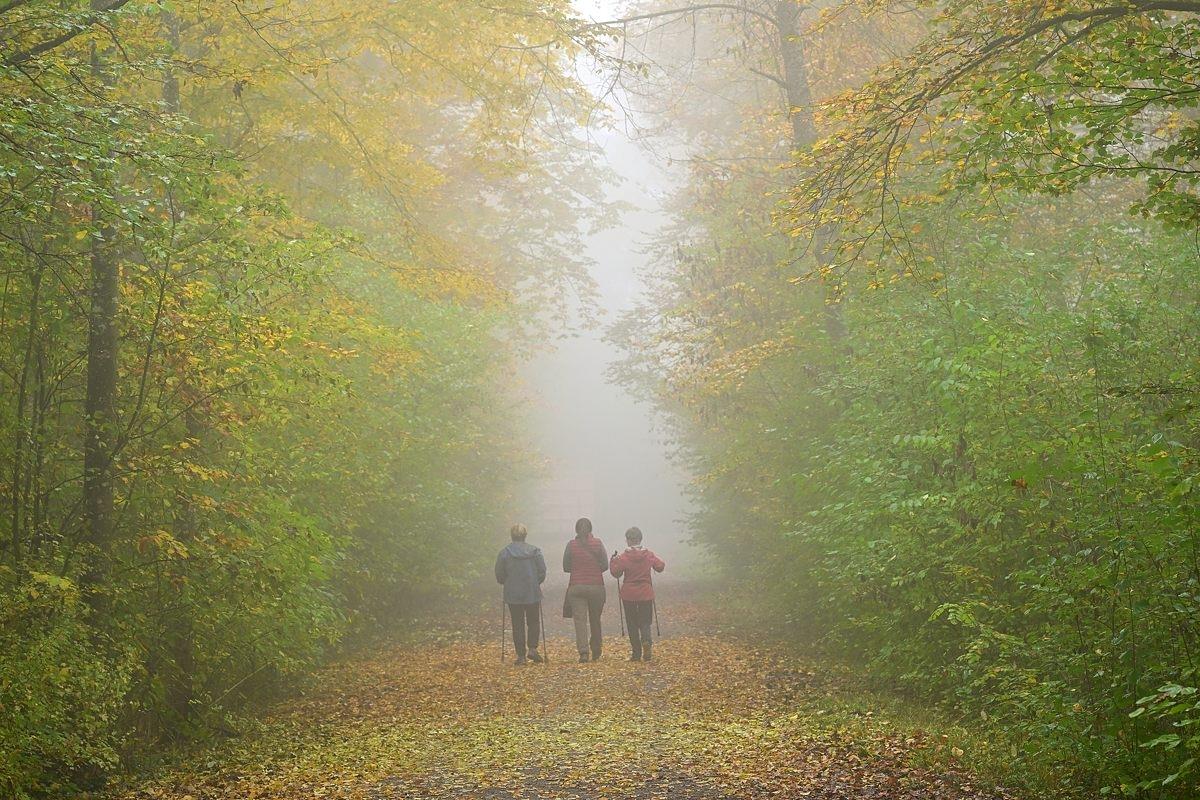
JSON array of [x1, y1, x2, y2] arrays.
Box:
[[610, 547, 665, 602]]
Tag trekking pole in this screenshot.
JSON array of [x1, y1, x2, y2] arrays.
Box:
[[500, 595, 506, 663], [615, 574, 625, 637], [653, 598, 661, 637], [539, 600, 549, 664]]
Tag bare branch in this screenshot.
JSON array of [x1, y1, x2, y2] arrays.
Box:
[[589, 2, 781, 30], [3, 0, 133, 66], [748, 65, 787, 88]]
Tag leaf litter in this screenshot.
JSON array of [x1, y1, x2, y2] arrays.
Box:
[[107, 601, 1016, 800]]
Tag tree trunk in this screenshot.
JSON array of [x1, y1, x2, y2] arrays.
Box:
[[30, 343, 49, 558], [82, 202, 118, 572], [162, 8, 197, 728], [82, 4, 120, 590], [10, 254, 44, 566], [774, 0, 847, 343], [775, 0, 815, 149]]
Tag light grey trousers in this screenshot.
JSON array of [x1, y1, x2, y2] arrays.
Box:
[[567, 583, 605, 657]]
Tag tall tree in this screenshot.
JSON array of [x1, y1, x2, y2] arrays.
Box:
[[81, 0, 120, 593]]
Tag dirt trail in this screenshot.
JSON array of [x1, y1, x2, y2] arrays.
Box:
[[112, 598, 1013, 800]]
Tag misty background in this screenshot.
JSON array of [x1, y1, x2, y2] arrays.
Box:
[[519, 0, 696, 572]]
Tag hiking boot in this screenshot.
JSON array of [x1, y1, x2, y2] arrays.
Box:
[[578, 653, 590, 663], [528, 650, 543, 664], [642, 643, 652, 662], [515, 655, 527, 666], [629, 647, 642, 662]]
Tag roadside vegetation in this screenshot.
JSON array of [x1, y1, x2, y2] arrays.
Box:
[[614, 2, 1200, 796], [3, 1, 1199, 798], [0, 3, 600, 796]]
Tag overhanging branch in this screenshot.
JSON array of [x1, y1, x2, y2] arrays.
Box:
[[589, 2, 780, 30], [3, 0, 133, 67]]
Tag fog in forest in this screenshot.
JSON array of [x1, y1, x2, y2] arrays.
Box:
[[518, 0, 696, 573], [4, 1, 1199, 797]]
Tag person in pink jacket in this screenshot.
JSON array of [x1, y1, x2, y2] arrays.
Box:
[[609, 527, 666, 662]]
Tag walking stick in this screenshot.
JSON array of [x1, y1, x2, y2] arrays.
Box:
[[500, 595, 506, 663], [653, 598, 661, 637], [615, 574, 625, 637], [539, 600, 549, 664]]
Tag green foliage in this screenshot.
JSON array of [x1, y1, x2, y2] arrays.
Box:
[[0, 1, 596, 795], [631, 174, 1200, 795], [805, 196, 1200, 793], [797, 0, 1200, 273], [0, 571, 133, 799], [1131, 678, 1200, 793], [617, 3, 1200, 795]]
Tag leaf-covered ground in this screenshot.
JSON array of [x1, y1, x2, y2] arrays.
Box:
[[110, 598, 1015, 800]]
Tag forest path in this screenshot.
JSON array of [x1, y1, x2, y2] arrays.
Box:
[[114, 598, 1011, 800]]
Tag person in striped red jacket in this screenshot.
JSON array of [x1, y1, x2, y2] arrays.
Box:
[[562, 517, 608, 662]]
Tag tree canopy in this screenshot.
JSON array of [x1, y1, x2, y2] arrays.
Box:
[[0, 1, 601, 794], [613, 0, 1200, 795]]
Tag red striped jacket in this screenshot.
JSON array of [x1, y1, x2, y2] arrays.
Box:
[[563, 534, 608, 586]]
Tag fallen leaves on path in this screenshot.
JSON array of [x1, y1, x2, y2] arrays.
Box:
[[111, 605, 1014, 800]]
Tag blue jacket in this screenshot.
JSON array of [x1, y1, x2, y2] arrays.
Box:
[[495, 541, 546, 605]]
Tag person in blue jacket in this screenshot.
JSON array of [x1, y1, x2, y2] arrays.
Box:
[[495, 523, 547, 665]]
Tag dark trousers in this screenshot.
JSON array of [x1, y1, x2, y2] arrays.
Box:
[[623, 600, 654, 657], [508, 602, 541, 658]]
